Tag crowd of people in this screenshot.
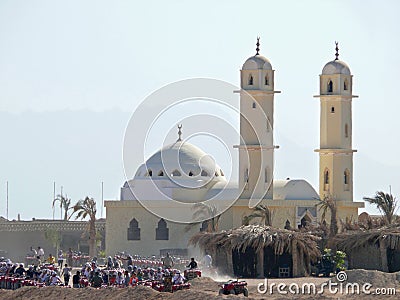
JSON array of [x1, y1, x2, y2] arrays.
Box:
[[0, 259, 71, 289], [27, 246, 89, 268], [0, 251, 212, 291]]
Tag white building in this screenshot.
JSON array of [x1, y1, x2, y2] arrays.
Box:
[[105, 40, 363, 257]]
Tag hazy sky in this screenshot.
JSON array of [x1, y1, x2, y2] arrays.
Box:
[[0, 0, 399, 219]]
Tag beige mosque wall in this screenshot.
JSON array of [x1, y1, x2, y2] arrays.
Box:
[[105, 199, 362, 256], [105, 200, 200, 257]]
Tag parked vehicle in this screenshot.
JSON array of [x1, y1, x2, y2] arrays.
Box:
[[218, 280, 248, 297], [312, 254, 336, 277]]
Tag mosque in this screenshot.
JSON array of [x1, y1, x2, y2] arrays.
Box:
[[104, 40, 364, 257]]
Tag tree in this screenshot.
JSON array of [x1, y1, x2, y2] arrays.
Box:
[[71, 197, 97, 257], [363, 191, 398, 225], [246, 204, 273, 226], [52, 194, 72, 220], [44, 228, 62, 256], [316, 195, 338, 238], [192, 202, 221, 232]]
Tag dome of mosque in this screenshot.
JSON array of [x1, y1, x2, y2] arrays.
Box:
[[322, 60, 351, 75], [242, 55, 272, 70], [134, 141, 226, 182]]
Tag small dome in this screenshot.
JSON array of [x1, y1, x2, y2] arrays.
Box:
[[242, 55, 272, 70], [273, 179, 320, 200], [322, 60, 351, 75]]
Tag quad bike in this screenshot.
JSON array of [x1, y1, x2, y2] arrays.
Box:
[[218, 280, 248, 297], [184, 269, 202, 280], [153, 276, 191, 293], [312, 254, 337, 277]]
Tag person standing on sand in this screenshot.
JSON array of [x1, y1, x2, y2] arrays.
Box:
[[124, 270, 130, 287], [162, 253, 174, 269], [72, 270, 81, 288], [57, 250, 64, 267], [67, 248, 73, 267], [203, 253, 212, 268], [30, 246, 37, 257], [37, 246, 44, 264], [61, 264, 72, 286]]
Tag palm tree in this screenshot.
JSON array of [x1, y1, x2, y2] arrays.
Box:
[[363, 191, 398, 225], [242, 215, 251, 226], [192, 203, 221, 232], [71, 197, 97, 257], [246, 204, 273, 226], [52, 194, 72, 220], [316, 195, 338, 238], [44, 228, 62, 257]]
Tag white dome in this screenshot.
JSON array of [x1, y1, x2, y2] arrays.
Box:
[[322, 60, 351, 75], [273, 179, 320, 200], [121, 141, 228, 202], [242, 55, 272, 70], [134, 141, 226, 181]]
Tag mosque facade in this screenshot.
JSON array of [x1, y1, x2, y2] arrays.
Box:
[[104, 41, 364, 257]]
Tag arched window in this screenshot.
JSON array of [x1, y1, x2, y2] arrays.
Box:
[[145, 169, 153, 177], [344, 79, 348, 91], [345, 123, 349, 138], [158, 170, 164, 176], [331, 106, 335, 113], [252, 102, 256, 109], [328, 80, 333, 93], [220, 169, 224, 176], [200, 220, 208, 232], [264, 74, 269, 85], [215, 171, 219, 177], [344, 170, 349, 184], [155, 218, 169, 240], [284, 220, 291, 230], [248, 74, 253, 85], [344, 169, 350, 191], [324, 169, 329, 184], [201, 170, 208, 177], [299, 215, 311, 229], [324, 169, 329, 192], [171, 170, 181, 176], [127, 218, 140, 240], [188, 171, 194, 176]]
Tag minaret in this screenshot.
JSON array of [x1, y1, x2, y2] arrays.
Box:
[[314, 42, 357, 201], [235, 38, 280, 201]]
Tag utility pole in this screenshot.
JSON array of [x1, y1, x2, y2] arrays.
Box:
[[53, 181, 56, 220], [101, 181, 104, 218], [60, 186, 63, 220], [6, 181, 8, 220]]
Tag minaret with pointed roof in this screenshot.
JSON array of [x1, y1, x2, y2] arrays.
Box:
[[235, 38, 280, 200], [314, 42, 357, 202]]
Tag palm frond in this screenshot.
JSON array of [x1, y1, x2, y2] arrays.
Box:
[[189, 225, 321, 264]]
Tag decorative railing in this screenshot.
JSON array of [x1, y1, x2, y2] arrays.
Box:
[[0, 220, 105, 232]]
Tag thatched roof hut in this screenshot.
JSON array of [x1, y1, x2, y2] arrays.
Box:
[[334, 225, 400, 272], [189, 225, 321, 277]]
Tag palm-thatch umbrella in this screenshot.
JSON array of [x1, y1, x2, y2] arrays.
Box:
[[189, 225, 321, 277], [333, 225, 400, 272]]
